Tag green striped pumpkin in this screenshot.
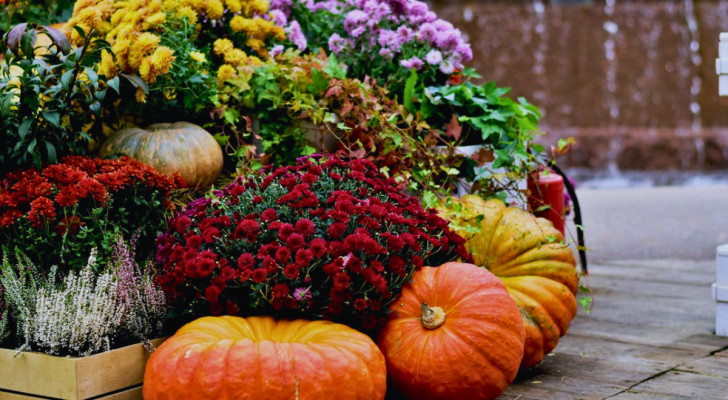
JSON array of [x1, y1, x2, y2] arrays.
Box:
[[100, 122, 223, 188]]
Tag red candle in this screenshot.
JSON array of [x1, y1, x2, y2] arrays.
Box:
[[527, 170, 565, 235]]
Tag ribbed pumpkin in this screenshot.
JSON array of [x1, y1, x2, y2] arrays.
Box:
[[440, 195, 579, 369], [377, 262, 525, 400], [143, 316, 387, 400], [99, 122, 223, 188]]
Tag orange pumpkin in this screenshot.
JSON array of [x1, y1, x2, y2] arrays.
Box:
[[440, 195, 579, 369], [99, 122, 223, 188], [377, 262, 525, 400], [143, 316, 387, 400]]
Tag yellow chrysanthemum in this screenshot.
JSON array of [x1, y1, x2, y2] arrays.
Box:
[[204, 0, 224, 19], [111, 39, 131, 70], [189, 51, 206, 63], [272, 26, 286, 41], [129, 32, 160, 68], [229, 15, 251, 33], [73, 0, 98, 13], [225, 0, 242, 13], [251, 0, 269, 15], [217, 64, 236, 83], [135, 86, 147, 103], [247, 55, 263, 66], [174, 6, 198, 24], [150, 46, 175, 74], [69, 22, 91, 46], [164, 89, 177, 100], [213, 38, 234, 56], [224, 48, 247, 67], [181, 0, 205, 10], [98, 49, 118, 78], [246, 37, 265, 53], [76, 7, 102, 30], [139, 56, 154, 82], [146, 11, 166, 26]]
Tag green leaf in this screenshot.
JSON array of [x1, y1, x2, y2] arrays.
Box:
[[60, 69, 74, 91], [45, 141, 57, 163], [17, 119, 32, 140], [21, 30, 38, 59], [307, 68, 328, 95], [403, 68, 417, 114], [42, 110, 60, 127]]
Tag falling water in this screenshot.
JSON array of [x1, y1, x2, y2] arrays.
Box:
[[603, 0, 620, 176], [532, 0, 547, 104], [684, 0, 704, 167]]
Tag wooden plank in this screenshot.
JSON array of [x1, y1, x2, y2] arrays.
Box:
[[93, 386, 142, 400], [0, 338, 164, 400], [0, 348, 78, 399], [0, 390, 56, 400], [627, 369, 728, 398], [608, 391, 693, 400], [76, 338, 164, 399]]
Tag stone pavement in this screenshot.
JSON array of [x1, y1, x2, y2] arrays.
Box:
[[567, 185, 728, 263]]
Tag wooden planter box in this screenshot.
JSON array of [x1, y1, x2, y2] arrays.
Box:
[[0, 338, 165, 400]]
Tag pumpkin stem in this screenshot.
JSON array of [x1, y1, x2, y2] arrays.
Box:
[[420, 303, 446, 330]]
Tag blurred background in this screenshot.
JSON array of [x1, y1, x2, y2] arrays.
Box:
[[433, 0, 728, 188]]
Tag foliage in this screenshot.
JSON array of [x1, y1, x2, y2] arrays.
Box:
[[0, 240, 166, 356], [271, 0, 473, 94], [0, 24, 120, 172], [0, 156, 182, 272], [154, 157, 470, 331], [0, 0, 75, 36]]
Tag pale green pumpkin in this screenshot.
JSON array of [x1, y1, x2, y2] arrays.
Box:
[[100, 122, 223, 188]]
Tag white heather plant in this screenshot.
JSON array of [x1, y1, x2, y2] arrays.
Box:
[[0, 239, 166, 357]]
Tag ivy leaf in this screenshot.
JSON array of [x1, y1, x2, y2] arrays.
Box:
[[445, 114, 462, 140]]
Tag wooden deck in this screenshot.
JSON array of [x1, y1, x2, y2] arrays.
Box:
[[499, 259, 728, 400]]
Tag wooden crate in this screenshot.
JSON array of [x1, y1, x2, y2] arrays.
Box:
[[0, 338, 165, 400]]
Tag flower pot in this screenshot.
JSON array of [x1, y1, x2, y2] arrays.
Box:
[[527, 170, 565, 234], [0, 338, 166, 400]]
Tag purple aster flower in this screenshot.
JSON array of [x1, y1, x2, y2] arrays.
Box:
[[435, 29, 463, 51], [379, 47, 394, 59], [293, 287, 313, 301], [455, 42, 474, 63], [344, 9, 368, 35], [396, 25, 414, 43], [424, 49, 443, 65], [329, 33, 346, 54], [378, 29, 399, 48], [270, 44, 284, 57], [269, 9, 288, 26], [400, 56, 424, 70], [433, 19, 455, 32], [384, 0, 407, 15], [418, 22, 437, 43], [270, 0, 293, 14], [439, 58, 455, 74], [286, 20, 308, 50]]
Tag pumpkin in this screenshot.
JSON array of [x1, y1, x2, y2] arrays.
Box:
[[99, 122, 223, 188], [143, 316, 387, 400], [377, 262, 525, 400], [440, 195, 579, 369]]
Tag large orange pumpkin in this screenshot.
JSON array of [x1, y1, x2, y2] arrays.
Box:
[[440, 195, 579, 369], [99, 122, 223, 188], [143, 316, 386, 400], [377, 262, 525, 400]]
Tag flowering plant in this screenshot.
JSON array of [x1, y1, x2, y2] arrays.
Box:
[[0, 238, 166, 356], [0, 156, 183, 272], [65, 0, 287, 111], [155, 157, 470, 331], [271, 0, 472, 92]]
